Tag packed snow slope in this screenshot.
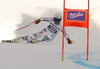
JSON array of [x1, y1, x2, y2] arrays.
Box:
[[0, 39, 100, 69]]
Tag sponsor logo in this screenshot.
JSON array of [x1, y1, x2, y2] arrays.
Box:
[[67, 11, 86, 21]]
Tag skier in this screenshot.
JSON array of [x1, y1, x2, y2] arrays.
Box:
[[2, 13, 72, 44]]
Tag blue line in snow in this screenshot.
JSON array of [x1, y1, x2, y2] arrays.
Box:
[[68, 52, 100, 69], [73, 61, 100, 69]]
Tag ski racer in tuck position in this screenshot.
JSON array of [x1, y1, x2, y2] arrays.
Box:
[[2, 13, 72, 44]]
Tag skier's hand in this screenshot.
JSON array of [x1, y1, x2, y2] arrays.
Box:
[[34, 19, 41, 24], [67, 38, 72, 44]]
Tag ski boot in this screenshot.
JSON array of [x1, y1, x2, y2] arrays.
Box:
[[27, 38, 41, 43]]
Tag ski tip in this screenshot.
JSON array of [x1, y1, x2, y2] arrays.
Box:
[[2, 40, 12, 43]]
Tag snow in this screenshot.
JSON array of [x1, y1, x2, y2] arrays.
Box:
[[0, 36, 100, 69]]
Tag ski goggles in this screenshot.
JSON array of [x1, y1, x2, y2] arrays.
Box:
[[54, 18, 61, 22]]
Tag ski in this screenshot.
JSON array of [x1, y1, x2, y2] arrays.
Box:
[[2, 40, 12, 43]]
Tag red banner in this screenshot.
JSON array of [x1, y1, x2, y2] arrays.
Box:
[[63, 9, 89, 28]]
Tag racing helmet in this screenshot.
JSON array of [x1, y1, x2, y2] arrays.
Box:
[[54, 13, 62, 22]]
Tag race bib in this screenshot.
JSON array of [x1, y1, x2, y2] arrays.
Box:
[[47, 25, 57, 34]]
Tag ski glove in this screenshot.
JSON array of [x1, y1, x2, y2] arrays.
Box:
[[67, 38, 72, 44], [34, 19, 41, 24]]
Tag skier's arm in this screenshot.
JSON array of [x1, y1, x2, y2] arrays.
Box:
[[34, 17, 52, 24], [61, 28, 72, 44], [39, 17, 52, 22], [61, 28, 69, 39]]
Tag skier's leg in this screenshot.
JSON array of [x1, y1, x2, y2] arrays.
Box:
[[27, 30, 48, 43], [27, 32, 45, 43], [28, 31, 55, 43], [29, 34, 55, 43], [22, 32, 41, 41], [2, 32, 41, 43]]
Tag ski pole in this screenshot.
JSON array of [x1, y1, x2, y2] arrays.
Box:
[[15, 22, 35, 31]]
